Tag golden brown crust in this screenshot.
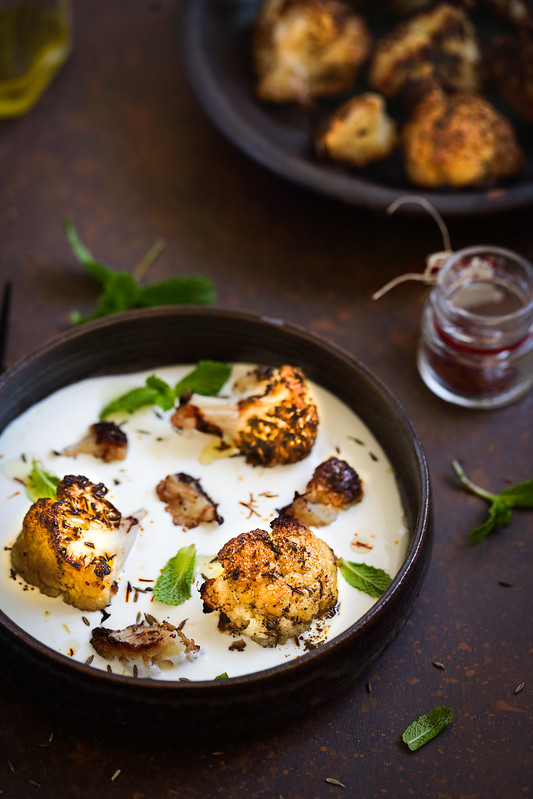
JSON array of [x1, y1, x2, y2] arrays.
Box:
[[402, 89, 524, 187], [253, 0, 371, 104], [200, 514, 338, 646], [368, 3, 482, 101], [11, 475, 137, 611]]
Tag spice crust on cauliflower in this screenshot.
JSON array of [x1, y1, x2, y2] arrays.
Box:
[[171, 365, 319, 467], [200, 514, 338, 647], [283, 456, 363, 526], [11, 475, 140, 611]]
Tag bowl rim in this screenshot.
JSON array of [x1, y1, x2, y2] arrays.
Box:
[[0, 306, 431, 692]]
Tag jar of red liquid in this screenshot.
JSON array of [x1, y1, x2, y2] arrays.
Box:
[[417, 245, 533, 408]]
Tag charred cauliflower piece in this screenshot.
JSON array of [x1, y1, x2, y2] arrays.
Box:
[[171, 365, 319, 467], [200, 514, 338, 647], [61, 421, 128, 463], [156, 472, 223, 529], [316, 92, 398, 167], [91, 619, 199, 677], [253, 0, 371, 104], [11, 475, 140, 611], [283, 456, 363, 526], [492, 28, 533, 123], [368, 4, 482, 100], [402, 89, 524, 187]]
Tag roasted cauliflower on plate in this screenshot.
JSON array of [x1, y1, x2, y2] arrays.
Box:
[[402, 88, 524, 187], [253, 0, 371, 104], [11, 475, 141, 611], [200, 514, 338, 647], [283, 456, 363, 526], [171, 365, 319, 467]]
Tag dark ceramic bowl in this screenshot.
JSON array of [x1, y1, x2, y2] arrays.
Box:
[[0, 308, 431, 736]]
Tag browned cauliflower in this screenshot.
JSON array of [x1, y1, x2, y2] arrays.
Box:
[[282, 456, 363, 526], [156, 472, 223, 529], [90, 619, 199, 677], [61, 421, 128, 463], [253, 0, 371, 104], [171, 365, 319, 467], [492, 28, 533, 123], [368, 4, 482, 100], [316, 92, 398, 167], [402, 88, 524, 187], [11, 475, 141, 611], [200, 514, 338, 647]]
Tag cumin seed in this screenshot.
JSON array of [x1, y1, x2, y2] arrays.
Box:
[[366, 681, 372, 693], [499, 580, 513, 587], [110, 769, 121, 781], [325, 777, 345, 787], [144, 613, 158, 625], [28, 780, 42, 788], [432, 660, 446, 670], [85, 655, 94, 665], [133, 664, 139, 678], [82, 616, 90, 626], [7, 760, 15, 773], [514, 682, 525, 694], [107, 664, 113, 673]]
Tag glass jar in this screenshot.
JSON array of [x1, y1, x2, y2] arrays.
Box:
[[417, 245, 533, 409], [0, 0, 72, 117]]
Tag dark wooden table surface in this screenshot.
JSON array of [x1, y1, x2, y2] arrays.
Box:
[[1, 2, 532, 797]]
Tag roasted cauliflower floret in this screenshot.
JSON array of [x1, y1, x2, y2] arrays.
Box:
[[91, 619, 199, 677], [316, 92, 398, 167], [402, 88, 524, 187], [11, 475, 141, 611], [368, 4, 482, 100], [156, 472, 223, 529], [61, 421, 128, 463], [253, 0, 371, 104], [171, 365, 319, 467], [200, 514, 338, 647], [283, 456, 363, 526], [492, 28, 533, 123]]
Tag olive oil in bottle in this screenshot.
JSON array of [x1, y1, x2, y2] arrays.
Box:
[[0, 0, 71, 117]]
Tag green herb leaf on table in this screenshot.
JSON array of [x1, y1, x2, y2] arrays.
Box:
[[26, 460, 60, 502], [452, 459, 533, 543], [65, 219, 215, 323], [402, 705, 454, 751], [338, 559, 392, 598], [153, 545, 197, 606], [175, 360, 232, 398]]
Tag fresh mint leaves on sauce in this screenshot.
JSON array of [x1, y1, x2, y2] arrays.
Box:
[[65, 219, 215, 324], [100, 361, 230, 419], [338, 559, 392, 598], [153, 545, 197, 606], [452, 459, 533, 543], [402, 705, 454, 751], [26, 460, 60, 502]]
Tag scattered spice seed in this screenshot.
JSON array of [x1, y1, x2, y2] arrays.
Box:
[[28, 780, 42, 788], [133, 664, 139, 678], [366, 681, 372, 693], [110, 769, 121, 782], [82, 616, 90, 626], [7, 760, 15, 773], [85, 655, 94, 666], [325, 777, 345, 788], [499, 580, 513, 587], [145, 612, 158, 625], [514, 682, 525, 694], [432, 661, 446, 670], [107, 664, 113, 673], [369, 452, 378, 462], [136, 611, 142, 625]]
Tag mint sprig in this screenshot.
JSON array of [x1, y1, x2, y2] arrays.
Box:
[[100, 361, 230, 419], [153, 545, 197, 606], [402, 705, 454, 751], [65, 219, 215, 324], [452, 459, 533, 543], [338, 559, 392, 598], [26, 460, 60, 502]]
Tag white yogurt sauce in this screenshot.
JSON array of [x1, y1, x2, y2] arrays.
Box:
[[0, 364, 409, 681]]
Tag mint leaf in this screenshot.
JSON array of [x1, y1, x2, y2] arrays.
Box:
[[153, 545, 196, 606], [65, 219, 215, 323], [137, 276, 215, 307], [175, 360, 231, 398], [402, 705, 454, 751], [145, 375, 175, 411], [452, 460, 533, 543], [338, 559, 392, 598], [215, 672, 229, 680], [26, 460, 60, 502]]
